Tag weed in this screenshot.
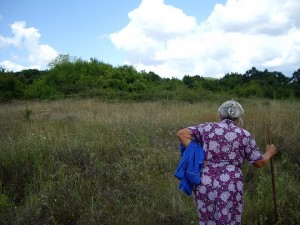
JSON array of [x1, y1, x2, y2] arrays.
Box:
[[24, 104, 32, 121], [0, 98, 299, 225]]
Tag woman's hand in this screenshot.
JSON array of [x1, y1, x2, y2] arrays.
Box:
[[266, 144, 277, 157], [253, 144, 277, 168]]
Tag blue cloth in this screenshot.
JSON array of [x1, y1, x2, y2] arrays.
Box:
[[174, 141, 205, 196]]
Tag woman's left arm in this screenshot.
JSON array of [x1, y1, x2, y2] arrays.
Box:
[[177, 128, 192, 147]]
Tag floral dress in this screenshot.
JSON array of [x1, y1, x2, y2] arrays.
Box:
[[188, 119, 263, 225]]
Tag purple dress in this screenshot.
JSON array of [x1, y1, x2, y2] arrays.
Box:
[[188, 119, 263, 225]]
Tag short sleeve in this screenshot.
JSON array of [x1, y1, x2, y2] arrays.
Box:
[[188, 125, 203, 143], [245, 135, 263, 163]]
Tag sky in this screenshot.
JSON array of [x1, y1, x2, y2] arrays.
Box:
[[0, 0, 300, 79]]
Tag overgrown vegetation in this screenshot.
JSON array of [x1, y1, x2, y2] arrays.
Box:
[[1, 54, 299, 224], [0, 99, 299, 224], [1, 54, 300, 102]]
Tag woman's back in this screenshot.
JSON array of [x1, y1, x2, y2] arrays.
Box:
[[189, 119, 262, 167]]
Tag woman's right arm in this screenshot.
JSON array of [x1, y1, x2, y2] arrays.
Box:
[[253, 144, 277, 168], [177, 128, 192, 148]]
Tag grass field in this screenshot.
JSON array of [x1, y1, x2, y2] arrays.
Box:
[[0, 98, 299, 225]]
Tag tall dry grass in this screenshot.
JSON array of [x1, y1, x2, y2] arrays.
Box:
[[0, 98, 299, 225]]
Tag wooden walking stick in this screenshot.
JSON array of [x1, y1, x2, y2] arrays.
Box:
[[268, 127, 278, 222]]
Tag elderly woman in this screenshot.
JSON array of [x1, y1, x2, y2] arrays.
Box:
[[177, 100, 277, 225]]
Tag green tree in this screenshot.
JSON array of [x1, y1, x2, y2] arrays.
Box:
[[15, 69, 45, 86], [291, 68, 300, 97], [233, 82, 261, 98], [292, 68, 300, 84], [182, 75, 195, 88], [128, 80, 146, 93], [48, 54, 75, 69], [25, 79, 56, 99], [142, 71, 162, 83], [220, 73, 244, 92], [0, 73, 24, 100]]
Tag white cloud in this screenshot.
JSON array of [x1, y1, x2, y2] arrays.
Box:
[[0, 60, 26, 71], [207, 0, 299, 35], [0, 60, 40, 71], [110, 0, 300, 79], [110, 0, 197, 66], [0, 21, 58, 71]]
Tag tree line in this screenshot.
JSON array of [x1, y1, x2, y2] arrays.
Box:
[[1, 54, 300, 102]]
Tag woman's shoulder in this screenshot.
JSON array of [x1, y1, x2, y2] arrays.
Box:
[[188, 122, 217, 134], [239, 127, 253, 137], [201, 121, 218, 126], [189, 121, 216, 128]]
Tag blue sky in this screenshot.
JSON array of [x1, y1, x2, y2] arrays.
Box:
[[1, 0, 300, 79]]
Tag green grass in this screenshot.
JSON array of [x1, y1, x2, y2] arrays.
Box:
[[0, 99, 299, 225]]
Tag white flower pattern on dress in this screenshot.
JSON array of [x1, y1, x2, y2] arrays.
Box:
[[225, 132, 237, 141], [228, 182, 235, 191], [209, 140, 218, 150], [236, 193, 242, 201], [237, 181, 243, 191], [220, 174, 230, 182], [233, 141, 239, 148], [213, 180, 220, 188], [226, 165, 235, 172], [209, 132, 215, 138], [215, 128, 224, 135], [221, 191, 230, 202], [229, 152, 236, 159], [199, 186, 206, 194], [222, 208, 228, 215], [208, 191, 215, 201], [222, 145, 230, 152], [242, 137, 248, 145], [202, 175, 212, 185], [204, 125, 212, 132], [208, 220, 216, 225], [208, 205, 214, 212], [235, 172, 241, 178]]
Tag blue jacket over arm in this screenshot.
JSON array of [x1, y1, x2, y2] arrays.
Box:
[[174, 141, 205, 196]]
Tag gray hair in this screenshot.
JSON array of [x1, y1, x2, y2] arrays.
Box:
[[218, 100, 244, 120]]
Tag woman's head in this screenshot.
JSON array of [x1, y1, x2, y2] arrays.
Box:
[[218, 100, 244, 121]]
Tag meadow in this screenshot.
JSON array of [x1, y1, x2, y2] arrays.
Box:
[[0, 98, 299, 225]]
